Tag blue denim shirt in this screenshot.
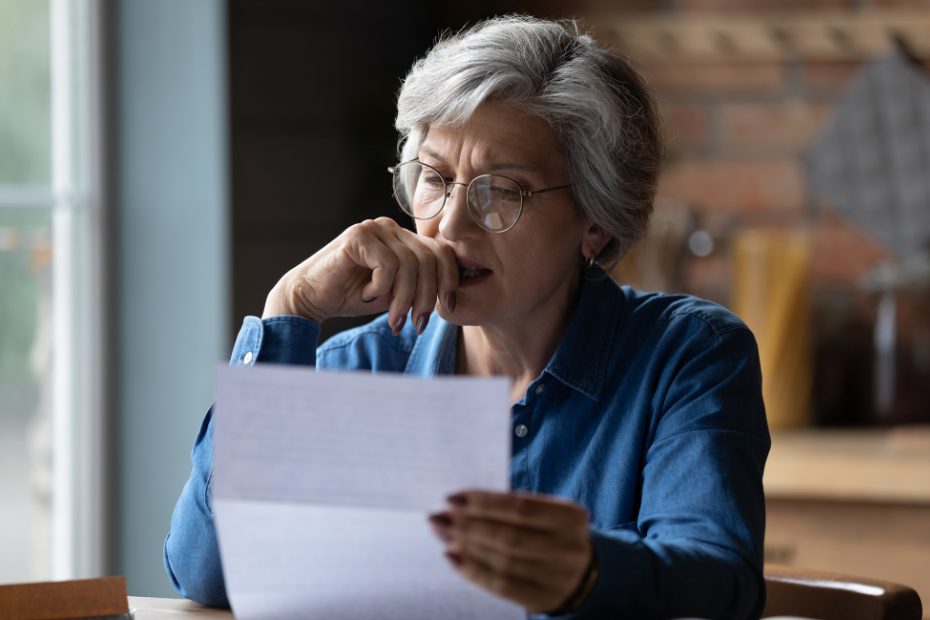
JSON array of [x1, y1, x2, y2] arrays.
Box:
[[165, 272, 770, 619]]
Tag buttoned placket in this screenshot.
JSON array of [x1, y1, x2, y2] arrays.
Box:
[[509, 379, 547, 491]]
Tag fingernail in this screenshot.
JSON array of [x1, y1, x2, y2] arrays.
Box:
[[392, 314, 405, 333], [444, 291, 457, 313], [416, 314, 428, 334], [432, 528, 453, 543], [361, 297, 376, 303], [428, 514, 454, 543], [445, 551, 463, 567], [446, 493, 467, 507]]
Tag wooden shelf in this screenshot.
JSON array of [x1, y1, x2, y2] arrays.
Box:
[[587, 11, 930, 62]]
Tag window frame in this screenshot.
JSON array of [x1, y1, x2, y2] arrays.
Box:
[[48, 0, 108, 579]]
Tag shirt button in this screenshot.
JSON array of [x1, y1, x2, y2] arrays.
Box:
[[514, 424, 529, 438], [242, 351, 254, 364], [534, 384, 545, 396]]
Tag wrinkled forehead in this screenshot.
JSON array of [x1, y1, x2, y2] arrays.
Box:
[[413, 103, 566, 174]]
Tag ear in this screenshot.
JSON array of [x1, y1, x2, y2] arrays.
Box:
[[582, 224, 610, 259]]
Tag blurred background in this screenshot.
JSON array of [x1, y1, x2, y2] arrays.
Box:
[[1, 0, 928, 611]]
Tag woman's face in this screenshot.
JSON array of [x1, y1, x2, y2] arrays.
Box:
[[415, 103, 597, 329]]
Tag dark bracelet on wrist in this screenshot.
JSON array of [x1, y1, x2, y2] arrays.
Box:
[[545, 550, 599, 616]]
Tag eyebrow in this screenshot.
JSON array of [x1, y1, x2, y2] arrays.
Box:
[[417, 147, 540, 175]]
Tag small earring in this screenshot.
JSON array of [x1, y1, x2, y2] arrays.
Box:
[[586, 254, 595, 269]]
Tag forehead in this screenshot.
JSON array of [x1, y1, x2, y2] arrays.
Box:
[[419, 103, 563, 171]]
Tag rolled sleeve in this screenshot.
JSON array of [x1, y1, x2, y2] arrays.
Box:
[[230, 315, 321, 367]]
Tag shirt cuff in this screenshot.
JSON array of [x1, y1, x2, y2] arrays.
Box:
[[229, 315, 321, 367], [535, 528, 646, 619]]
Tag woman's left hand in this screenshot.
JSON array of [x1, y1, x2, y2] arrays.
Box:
[[429, 490, 593, 614]]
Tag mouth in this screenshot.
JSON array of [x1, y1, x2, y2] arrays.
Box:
[[456, 258, 492, 284], [459, 265, 492, 279]]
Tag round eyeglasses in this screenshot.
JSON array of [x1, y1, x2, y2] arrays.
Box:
[[388, 160, 572, 233]]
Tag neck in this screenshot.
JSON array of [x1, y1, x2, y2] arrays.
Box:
[[457, 271, 582, 403]]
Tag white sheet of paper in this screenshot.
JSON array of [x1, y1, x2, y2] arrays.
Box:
[[212, 364, 525, 620]]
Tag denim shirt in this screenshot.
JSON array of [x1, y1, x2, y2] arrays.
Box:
[[164, 272, 770, 619]]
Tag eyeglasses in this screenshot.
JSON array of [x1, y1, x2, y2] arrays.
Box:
[[388, 160, 572, 233]]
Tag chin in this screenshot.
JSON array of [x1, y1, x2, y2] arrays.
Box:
[[435, 303, 489, 327]]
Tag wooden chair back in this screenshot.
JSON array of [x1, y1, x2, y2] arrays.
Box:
[[764, 564, 923, 620]]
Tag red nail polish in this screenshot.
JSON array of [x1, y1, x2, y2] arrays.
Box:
[[430, 525, 453, 543], [444, 291, 456, 313], [416, 314, 428, 334], [428, 512, 453, 527], [446, 493, 467, 507]]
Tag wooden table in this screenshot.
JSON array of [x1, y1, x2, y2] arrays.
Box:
[[127, 596, 819, 619], [764, 426, 930, 619], [131, 430, 930, 619], [129, 597, 231, 619]]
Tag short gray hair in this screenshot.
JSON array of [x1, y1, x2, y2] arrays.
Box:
[[395, 15, 663, 266]]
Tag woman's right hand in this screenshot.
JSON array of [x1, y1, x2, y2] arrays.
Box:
[[262, 217, 459, 335]]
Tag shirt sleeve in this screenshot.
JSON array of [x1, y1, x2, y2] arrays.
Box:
[[554, 326, 770, 620], [163, 315, 320, 607]]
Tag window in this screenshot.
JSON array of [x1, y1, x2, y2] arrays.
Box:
[[0, 0, 105, 581]]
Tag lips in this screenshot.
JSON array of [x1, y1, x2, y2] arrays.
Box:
[[459, 266, 492, 279], [455, 257, 492, 281]]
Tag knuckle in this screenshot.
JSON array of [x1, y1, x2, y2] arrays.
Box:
[[353, 219, 375, 234]]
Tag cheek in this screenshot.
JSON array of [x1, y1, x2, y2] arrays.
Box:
[[499, 238, 581, 288], [493, 236, 548, 280]]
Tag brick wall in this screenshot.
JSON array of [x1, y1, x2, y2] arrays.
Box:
[[565, 0, 930, 424], [646, 56, 896, 300]]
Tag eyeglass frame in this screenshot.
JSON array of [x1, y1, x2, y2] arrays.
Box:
[[387, 159, 572, 233]]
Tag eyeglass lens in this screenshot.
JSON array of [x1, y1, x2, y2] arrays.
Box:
[[392, 162, 523, 232]]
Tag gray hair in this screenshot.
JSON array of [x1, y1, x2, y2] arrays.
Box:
[[395, 15, 663, 266]]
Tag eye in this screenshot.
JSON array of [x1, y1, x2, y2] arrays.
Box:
[[421, 175, 445, 187], [488, 182, 522, 202]]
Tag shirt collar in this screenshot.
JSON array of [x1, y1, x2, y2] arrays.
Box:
[[404, 313, 458, 376], [543, 269, 622, 401], [403, 269, 623, 400]]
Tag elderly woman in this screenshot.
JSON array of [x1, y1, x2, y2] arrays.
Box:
[[165, 15, 769, 619]]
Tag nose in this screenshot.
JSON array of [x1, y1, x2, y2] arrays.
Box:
[[438, 182, 477, 241]]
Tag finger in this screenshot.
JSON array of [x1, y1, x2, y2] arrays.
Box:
[[376, 233, 419, 334], [395, 230, 439, 334], [346, 223, 398, 302], [351, 219, 415, 311], [447, 550, 564, 613], [456, 540, 554, 584], [448, 490, 589, 533], [450, 514, 578, 561], [431, 241, 459, 313]]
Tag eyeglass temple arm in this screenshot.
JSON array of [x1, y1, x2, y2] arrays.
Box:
[[524, 183, 572, 197]]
